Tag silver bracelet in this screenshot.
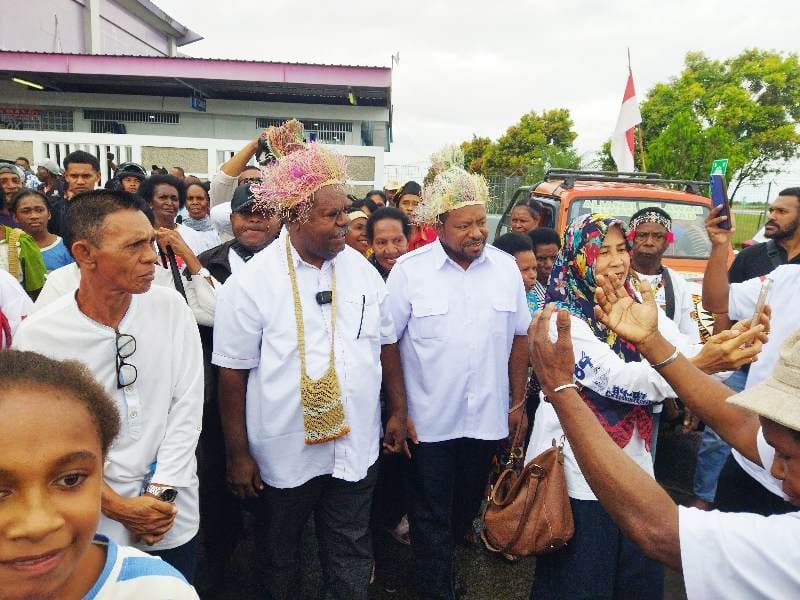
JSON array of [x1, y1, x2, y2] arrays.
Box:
[[551, 383, 579, 394], [650, 347, 679, 370]]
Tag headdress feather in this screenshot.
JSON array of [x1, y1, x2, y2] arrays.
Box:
[[251, 120, 348, 221], [412, 145, 490, 226]]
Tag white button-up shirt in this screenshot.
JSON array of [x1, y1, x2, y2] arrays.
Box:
[[386, 240, 530, 442], [212, 227, 396, 488]]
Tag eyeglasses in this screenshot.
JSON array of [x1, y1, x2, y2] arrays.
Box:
[[116, 331, 138, 389], [238, 177, 261, 185]]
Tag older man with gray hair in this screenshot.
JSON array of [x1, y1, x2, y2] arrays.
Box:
[[13, 189, 204, 582]]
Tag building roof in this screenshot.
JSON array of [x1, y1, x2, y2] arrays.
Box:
[[0, 51, 391, 107], [120, 0, 203, 47]]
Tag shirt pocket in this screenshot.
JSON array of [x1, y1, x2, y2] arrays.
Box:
[[340, 293, 380, 340], [410, 301, 448, 340], [491, 296, 515, 335]]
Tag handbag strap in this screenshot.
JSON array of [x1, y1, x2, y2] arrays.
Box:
[[661, 267, 676, 321]]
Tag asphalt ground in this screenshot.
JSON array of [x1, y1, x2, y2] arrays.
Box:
[[202, 429, 698, 599], [204, 518, 687, 599]]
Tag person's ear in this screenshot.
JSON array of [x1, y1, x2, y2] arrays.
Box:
[[71, 240, 96, 269]]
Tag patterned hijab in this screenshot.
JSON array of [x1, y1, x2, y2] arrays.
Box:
[[546, 213, 654, 450]]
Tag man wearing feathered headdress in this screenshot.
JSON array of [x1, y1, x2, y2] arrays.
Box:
[[385, 147, 531, 599], [212, 120, 409, 599]]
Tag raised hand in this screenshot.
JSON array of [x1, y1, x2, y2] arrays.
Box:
[[155, 227, 193, 262], [692, 326, 766, 374], [528, 304, 576, 397], [593, 273, 658, 344], [705, 204, 736, 247]]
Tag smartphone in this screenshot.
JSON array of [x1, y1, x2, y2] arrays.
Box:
[[709, 174, 731, 230], [749, 277, 772, 331]]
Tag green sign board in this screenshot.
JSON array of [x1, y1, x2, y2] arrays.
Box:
[[710, 159, 728, 176]]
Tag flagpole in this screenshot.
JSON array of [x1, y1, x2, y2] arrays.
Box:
[[628, 49, 648, 172]]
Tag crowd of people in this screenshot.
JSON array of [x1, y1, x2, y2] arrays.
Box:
[[0, 120, 798, 600]]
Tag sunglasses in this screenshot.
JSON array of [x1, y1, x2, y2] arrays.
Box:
[[116, 331, 137, 389], [238, 177, 261, 185]]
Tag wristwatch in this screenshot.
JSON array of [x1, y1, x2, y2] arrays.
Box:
[[195, 267, 211, 278], [146, 484, 178, 503]]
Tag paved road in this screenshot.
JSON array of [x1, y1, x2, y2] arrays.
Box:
[[203, 430, 697, 599]]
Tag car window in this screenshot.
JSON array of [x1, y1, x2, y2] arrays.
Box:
[[568, 197, 711, 259]]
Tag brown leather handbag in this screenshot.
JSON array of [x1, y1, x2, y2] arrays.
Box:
[[481, 433, 574, 557]]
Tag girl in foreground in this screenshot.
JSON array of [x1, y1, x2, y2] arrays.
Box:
[[0, 350, 198, 599]]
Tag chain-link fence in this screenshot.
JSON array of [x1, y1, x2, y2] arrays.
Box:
[[486, 175, 523, 214]]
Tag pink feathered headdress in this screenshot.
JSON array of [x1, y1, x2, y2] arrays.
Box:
[[250, 119, 348, 221]]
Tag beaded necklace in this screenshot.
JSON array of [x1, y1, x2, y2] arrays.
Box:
[[286, 235, 350, 444]]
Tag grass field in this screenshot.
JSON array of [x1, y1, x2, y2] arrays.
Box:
[[731, 209, 766, 248]]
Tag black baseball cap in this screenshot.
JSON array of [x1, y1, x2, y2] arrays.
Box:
[[231, 182, 256, 213]]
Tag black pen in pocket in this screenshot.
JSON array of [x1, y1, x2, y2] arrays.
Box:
[[357, 294, 365, 339]]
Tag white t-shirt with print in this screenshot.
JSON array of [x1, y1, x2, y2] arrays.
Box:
[[525, 309, 701, 500]]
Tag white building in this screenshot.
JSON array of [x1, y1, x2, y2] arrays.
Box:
[[0, 0, 391, 193]]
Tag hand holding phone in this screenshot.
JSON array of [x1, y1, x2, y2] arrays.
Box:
[[709, 174, 732, 231], [749, 278, 772, 331]]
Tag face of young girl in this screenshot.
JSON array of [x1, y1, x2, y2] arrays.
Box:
[[514, 249, 538, 293], [0, 387, 104, 600]]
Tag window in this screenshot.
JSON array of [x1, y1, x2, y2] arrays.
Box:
[[83, 109, 179, 124], [0, 107, 73, 131], [568, 197, 711, 259], [255, 118, 352, 144]]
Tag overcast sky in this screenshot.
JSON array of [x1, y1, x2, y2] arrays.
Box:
[[157, 0, 800, 191]]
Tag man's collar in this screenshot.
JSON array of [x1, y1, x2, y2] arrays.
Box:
[[283, 227, 337, 271], [431, 238, 488, 270]]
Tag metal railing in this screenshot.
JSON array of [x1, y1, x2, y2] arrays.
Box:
[[0, 129, 383, 187]]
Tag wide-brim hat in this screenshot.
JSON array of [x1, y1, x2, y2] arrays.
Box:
[[728, 330, 800, 431]]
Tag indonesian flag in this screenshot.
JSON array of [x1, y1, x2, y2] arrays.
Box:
[[610, 69, 642, 172]]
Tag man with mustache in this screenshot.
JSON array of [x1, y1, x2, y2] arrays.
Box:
[[700, 201, 799, 517], [728, 187, 800, 282], [386, 156, 530, 600], [212, 120, 408, 600], [697, 188, 800, 512]]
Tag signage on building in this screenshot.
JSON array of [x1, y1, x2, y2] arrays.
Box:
[[190, 95, 207, 112]]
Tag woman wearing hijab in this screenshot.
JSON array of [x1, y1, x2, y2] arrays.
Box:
[[525, 213, 759, 599]]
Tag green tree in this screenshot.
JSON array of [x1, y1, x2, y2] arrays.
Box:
[[460, 135, 493, 175], [483, 108, 579, 177], [637, 49, 800, 199]]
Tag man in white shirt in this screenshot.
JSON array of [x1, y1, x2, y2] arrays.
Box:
[[213, 120, 408, 600], [703, 209, 797, 515], [531, 276, 799, 600], [209, 135, 265, 240], [386, 158, 530, 600], [13, 190, 204, 582], [629, 207, 700, 342]]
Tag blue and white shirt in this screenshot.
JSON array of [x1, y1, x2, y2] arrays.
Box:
[[84, 535, 198, 599]]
